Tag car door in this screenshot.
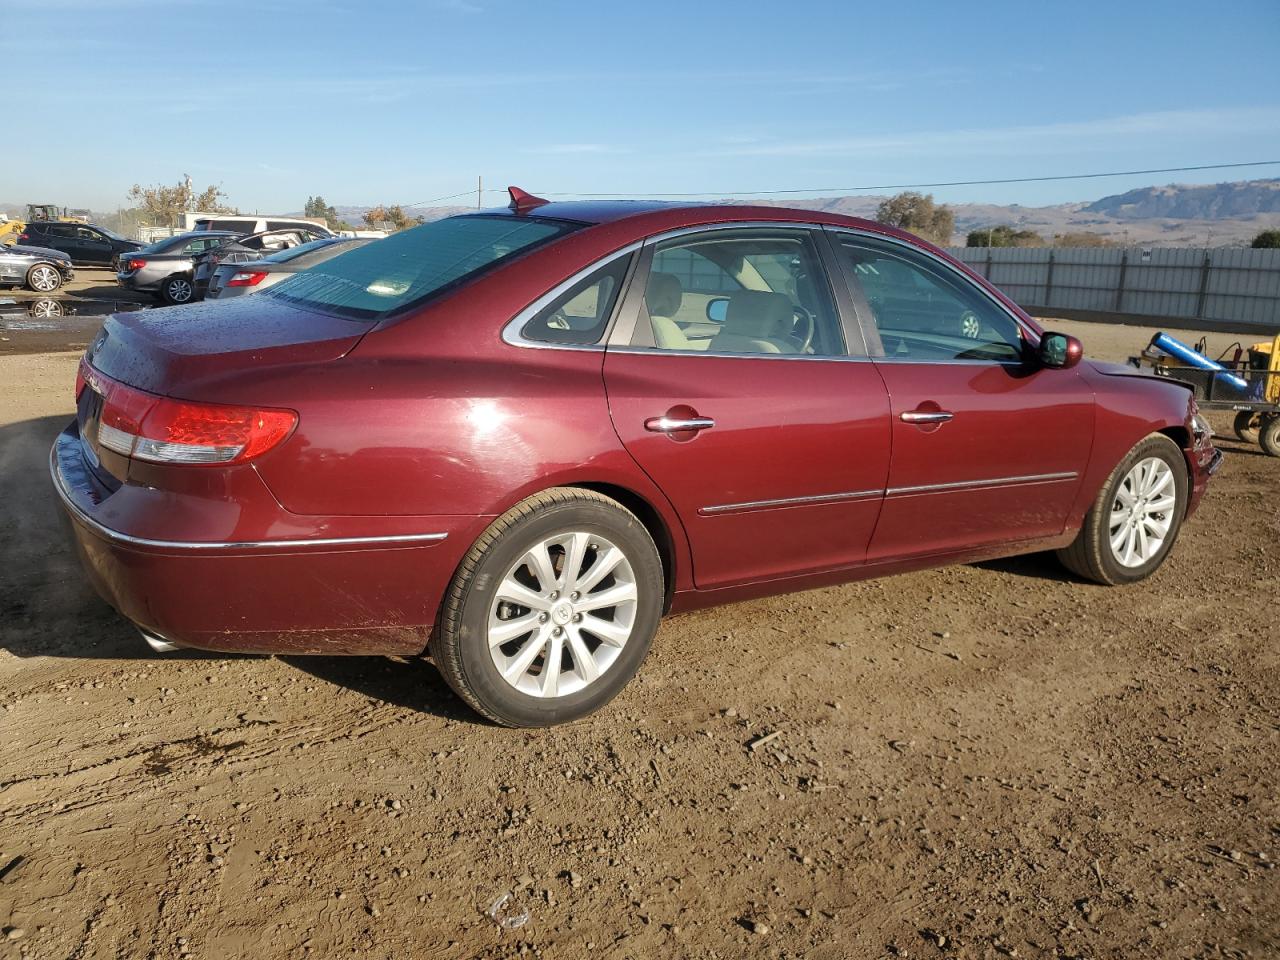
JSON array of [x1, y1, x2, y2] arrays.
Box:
[[38, 223, 78, 259], [828, 231, 1093, 562], [0, 248, 21, 283], [602, 226, 892, 590], [74, 226, 113, 265]]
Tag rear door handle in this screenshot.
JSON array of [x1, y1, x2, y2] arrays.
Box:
[[645, 415, 716, 433], [900, 410, 954, 424]]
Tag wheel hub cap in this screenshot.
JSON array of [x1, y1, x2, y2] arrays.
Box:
[[1108, 456, 1176, 568], [487, 531, 638, 699]]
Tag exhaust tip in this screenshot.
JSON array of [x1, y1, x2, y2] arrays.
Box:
[[139, 628, 180, 654]]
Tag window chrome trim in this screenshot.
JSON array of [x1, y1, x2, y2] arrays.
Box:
[[51, 451, 448, 553], [885, 471, 1079, 498], [700, 489, 883, 516], [607, 345, 872, 363], [501, 241, 643, 351]]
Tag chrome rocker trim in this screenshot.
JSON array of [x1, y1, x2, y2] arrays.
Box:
[[50, 448, 448, 553], [700, 489, 884, 515], [886, 471, 1079, 497]]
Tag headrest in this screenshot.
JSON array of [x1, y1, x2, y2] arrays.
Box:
[[723, 291, 793, 338], [645, 272, 683, 318]]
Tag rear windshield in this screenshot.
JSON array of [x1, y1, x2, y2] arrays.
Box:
[[261, 238, 341, 263], [263, 215, 577, 321]]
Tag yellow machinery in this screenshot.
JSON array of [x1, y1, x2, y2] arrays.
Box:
[[0, 204, 90, 246], [1248, 335, 1280, 405]]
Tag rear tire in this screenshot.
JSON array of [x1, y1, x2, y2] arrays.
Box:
[[433, 488, 663, 727], [1259, 416, 1280, 458], [1056, 433, 1188, 585], [1233, 410, 1261, 444], [160, 274, 194, 305], [26, 264, 62, 293]]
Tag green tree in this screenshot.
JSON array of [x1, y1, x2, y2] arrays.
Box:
[[874, 192, 955, 246], [304, 195, 348, 231], [1250, 229, 1280, 248], [966, 224, 1044, 247], [126, 175, 236, 228]]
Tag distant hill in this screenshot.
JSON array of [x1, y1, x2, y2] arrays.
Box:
[[1083, 178, 1280, 219], [13, 177, 1280, 247]]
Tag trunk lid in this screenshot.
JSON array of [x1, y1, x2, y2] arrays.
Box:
[[85, 296, 371, 397]]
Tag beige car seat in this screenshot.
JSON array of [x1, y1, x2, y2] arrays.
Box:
[[709, 291, 797, 354], [644, 272, 694, 350]]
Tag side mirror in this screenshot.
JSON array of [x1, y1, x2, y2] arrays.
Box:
[[1038, 331, 1083, 369], [705, 297, 729, 323]]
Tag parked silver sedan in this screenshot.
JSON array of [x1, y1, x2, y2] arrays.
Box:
[[0, 245, 75, 292], [206, 237, 371, 300]]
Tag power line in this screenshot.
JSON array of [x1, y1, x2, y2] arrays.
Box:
[[396, 159, 1280, 210]]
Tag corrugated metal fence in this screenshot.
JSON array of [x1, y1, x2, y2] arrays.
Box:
[[945, 246, 1280, 328]]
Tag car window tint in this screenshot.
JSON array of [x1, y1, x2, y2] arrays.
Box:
[[521, 254, 633, 345], [265, 215, 576, 322], [634, 229, 845, 357], [836, 238, 1025, 363], [49, 224, 77, 238]]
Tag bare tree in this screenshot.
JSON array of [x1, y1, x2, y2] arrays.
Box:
[[126, 175, 236, 228]]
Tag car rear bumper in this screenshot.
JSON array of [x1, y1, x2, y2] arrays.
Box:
[[116, 270, 161, 293], [51, 422, 473, 656]]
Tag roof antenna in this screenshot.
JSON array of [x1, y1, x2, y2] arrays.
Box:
[[508, 186, 550, 214]]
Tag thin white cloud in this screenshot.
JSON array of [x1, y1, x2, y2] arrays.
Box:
[[703, 107, 1280, 159], [523, 144, 623, 156]]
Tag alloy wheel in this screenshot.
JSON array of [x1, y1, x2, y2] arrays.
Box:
[[488, 531, 638, 698], [1108, 456, 1177, 567], [167, 278, 193, 303], [30, 266, 60, 292], [959, 311, 982, 339]]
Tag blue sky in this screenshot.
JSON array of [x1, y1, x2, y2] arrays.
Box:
[[4, 0, 1278, 213]]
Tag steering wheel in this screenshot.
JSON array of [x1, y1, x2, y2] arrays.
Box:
[[789, 305, 815, 353]]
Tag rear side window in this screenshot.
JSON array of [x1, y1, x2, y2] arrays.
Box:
[[265, 215, 577, 321], [521, 254, 633, 345]]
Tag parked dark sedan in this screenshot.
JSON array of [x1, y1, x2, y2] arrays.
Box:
[[0, 244, 75, 292], [54, 189, 1220, 726], [206, 237, 372, 299], [18, 221, 140, 266]]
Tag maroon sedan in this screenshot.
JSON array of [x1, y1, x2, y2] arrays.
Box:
[[53, 189, 1221, 726]]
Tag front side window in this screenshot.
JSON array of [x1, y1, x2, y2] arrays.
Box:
[[520, 254, 632, 345], [633, 229, 845, 357], [835, 236, 1026, 362], [266, 215, 577, 321]]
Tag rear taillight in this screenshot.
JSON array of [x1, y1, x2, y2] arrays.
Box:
[[126, 258, 146, 271], [80, 360, 296, 465], [75, 359, 87, 400], [18, 232, 29, 241], [227, 271, 268, 287]]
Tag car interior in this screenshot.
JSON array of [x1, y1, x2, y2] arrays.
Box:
[[636, 235, 844, 356]]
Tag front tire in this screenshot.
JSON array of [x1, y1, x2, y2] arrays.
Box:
[[160, 274, 194, 305], [26, 264, 62, 293], [434, 488, 664, 727], [1056, 434, 1188, 585]]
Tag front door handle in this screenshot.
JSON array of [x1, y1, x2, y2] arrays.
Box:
[[645, 415, 716, 433], [900, 410, 954, 424]]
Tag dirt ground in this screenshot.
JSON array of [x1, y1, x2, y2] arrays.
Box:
[[0, 306, 1276, 959]]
